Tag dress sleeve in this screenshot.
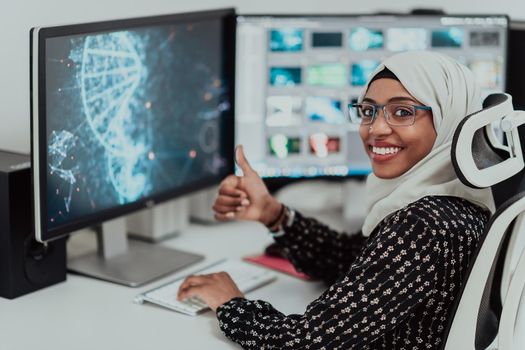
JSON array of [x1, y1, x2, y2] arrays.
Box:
[[274, 210, 367, 284], [217, 209, 443, 349]]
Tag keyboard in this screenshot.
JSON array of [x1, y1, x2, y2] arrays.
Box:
[[134, 259, 277, 316]]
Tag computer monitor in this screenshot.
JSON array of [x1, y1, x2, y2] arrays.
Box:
[[30, 8, 236, 286], [235, 14, 509, 180]]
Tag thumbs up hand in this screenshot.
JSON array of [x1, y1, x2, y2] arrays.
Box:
[[213, 145, 282, 226]]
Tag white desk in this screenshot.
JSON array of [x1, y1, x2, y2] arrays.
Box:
[[0, 221, 326, 350]]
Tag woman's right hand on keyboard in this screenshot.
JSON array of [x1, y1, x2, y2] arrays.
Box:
[[213, 145, 283, 226]]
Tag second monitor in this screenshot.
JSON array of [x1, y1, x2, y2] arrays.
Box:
[[236, 14, 509, 179]]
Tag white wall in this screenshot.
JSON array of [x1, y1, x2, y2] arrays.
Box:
[[2, 0, 525, 154]]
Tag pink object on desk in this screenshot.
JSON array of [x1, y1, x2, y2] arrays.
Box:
[[243, 254, 311, 280]]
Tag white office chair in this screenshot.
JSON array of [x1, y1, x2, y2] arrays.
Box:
[[499, 208, 525, 350], [442, 93, 525, 350]]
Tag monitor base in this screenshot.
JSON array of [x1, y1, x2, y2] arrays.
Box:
[[67, 217, 203, 287], [68, 241, 203, 287]]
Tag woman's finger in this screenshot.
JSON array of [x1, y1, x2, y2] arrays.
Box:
[[214, 212, 236, 221], [215, 195, 249, 207], [219, 185, 247, 198], [212, 204, 238, 214], [220, 175, 240, 188], [177, 284, 208, 301], [177, 275, 211, 296]]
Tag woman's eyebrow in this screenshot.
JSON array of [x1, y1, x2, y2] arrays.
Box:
[[388, 96, 421, 104], [362, 96, 422, 104]]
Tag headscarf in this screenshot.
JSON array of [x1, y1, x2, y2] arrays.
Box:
[[360, 51, 495, 237]]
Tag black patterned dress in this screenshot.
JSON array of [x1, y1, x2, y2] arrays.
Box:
[[216, 196, 490, 349]]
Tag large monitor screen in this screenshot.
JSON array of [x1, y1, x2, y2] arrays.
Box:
[[31, 9, 235, 242], [236, 14, 509, 179]]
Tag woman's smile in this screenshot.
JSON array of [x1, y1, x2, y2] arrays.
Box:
[[367, 141, 404, 162]]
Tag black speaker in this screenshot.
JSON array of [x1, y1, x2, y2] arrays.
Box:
[[0, 150, 67, 299]]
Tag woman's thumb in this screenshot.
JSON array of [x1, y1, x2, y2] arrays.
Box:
[[235, 145, 255, 176]]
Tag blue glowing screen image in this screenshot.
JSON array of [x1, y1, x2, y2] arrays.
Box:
[[45, 20, 231, 229], [269, 28, 304, 52], [305, 97, 345, 124], [351, 60, 380, 86], [348, 28, 384, 51], [269, 67, 302, 86], [431, 28, 464, 48]]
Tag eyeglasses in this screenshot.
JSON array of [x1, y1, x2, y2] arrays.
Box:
[[348, 102, 432, 126]]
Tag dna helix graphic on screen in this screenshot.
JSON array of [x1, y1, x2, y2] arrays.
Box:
[[80, 32, 148, 202]]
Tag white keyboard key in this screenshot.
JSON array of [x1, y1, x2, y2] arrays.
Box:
[[135, 259, 277, 316]]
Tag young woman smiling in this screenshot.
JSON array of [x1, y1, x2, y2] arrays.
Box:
[[177, 51, 496, 349]]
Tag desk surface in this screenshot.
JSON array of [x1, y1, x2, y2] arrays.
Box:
[[0, 221, 326, 350]]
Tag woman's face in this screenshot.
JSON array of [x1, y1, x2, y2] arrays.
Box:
[[359, 78, 437, 179]]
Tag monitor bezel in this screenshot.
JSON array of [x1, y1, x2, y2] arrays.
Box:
[[31, 8, 236, 243], [235, 13, 510, 181]]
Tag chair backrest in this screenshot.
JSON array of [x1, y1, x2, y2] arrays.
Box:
[[441, 93, 525, 350], [498, 210, 525, 350], [451, 93, 522, 189], [443, 193, 525, 349]]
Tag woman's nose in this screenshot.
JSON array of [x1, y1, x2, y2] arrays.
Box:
[[368, 110, 392, 135]]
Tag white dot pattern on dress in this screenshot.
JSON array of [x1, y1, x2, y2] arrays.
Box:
[[216, 196, 490, 349]]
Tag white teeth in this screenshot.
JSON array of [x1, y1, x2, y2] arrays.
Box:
[[371, 146, 401, 155]]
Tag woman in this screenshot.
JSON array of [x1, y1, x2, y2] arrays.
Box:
[[177, 51, 495, 349]]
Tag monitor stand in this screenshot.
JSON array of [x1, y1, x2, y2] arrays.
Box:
[[68, 217, 203, 287], [189, 186, 219, 223]]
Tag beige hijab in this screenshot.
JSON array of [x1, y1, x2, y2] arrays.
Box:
[[360, 51, 495, 237]]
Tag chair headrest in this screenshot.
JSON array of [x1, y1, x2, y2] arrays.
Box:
[[452, 93, 525, 188]]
